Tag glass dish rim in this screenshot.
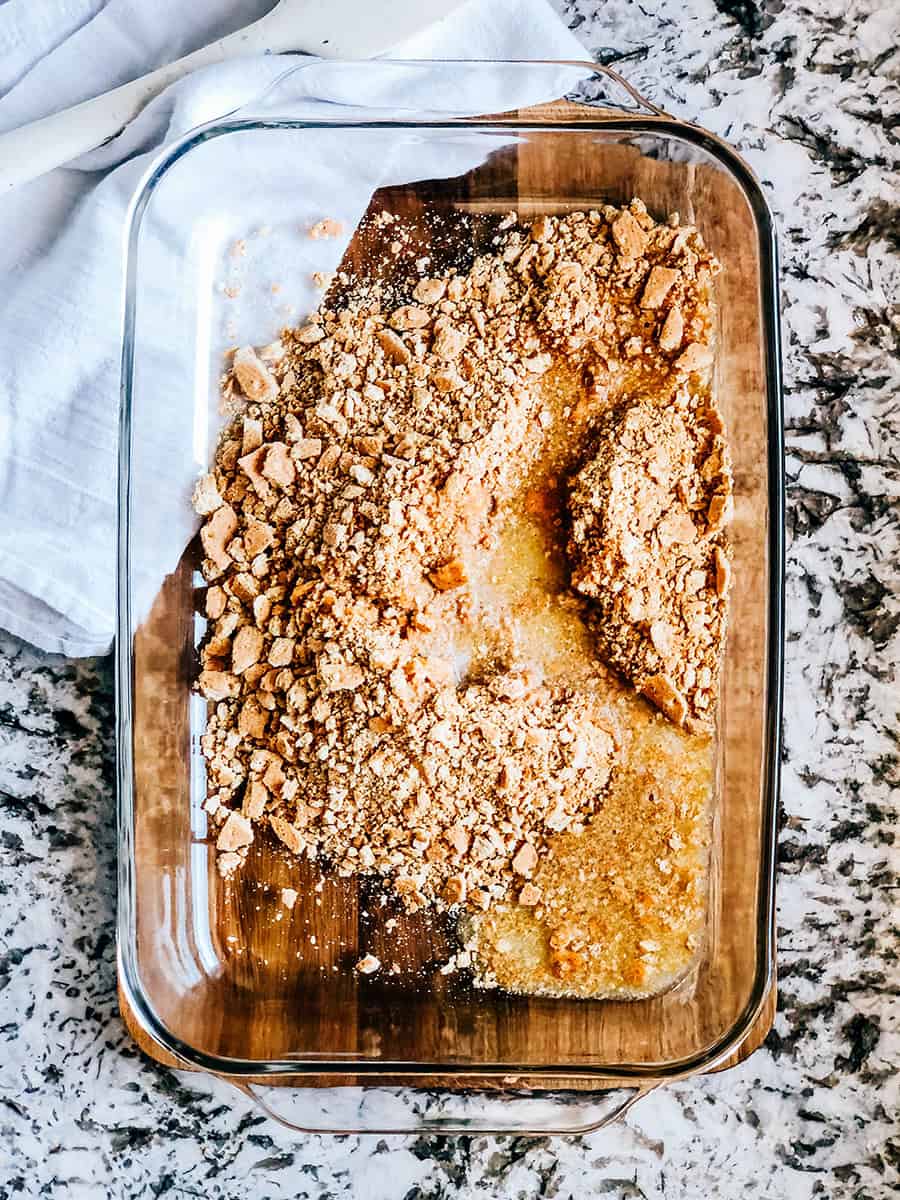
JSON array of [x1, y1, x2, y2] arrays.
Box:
[[116, 84, 785, 1085]]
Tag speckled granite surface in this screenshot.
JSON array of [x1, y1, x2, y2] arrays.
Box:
[[1, 1, 898, 1196]]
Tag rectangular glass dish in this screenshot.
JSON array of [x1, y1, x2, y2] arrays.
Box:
[[116, 62, 783, 1134]]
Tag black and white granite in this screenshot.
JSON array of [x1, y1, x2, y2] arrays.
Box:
[[1, 1, 898, 1195]]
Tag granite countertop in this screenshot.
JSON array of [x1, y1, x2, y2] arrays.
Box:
[[1, 1, 897, 1196]]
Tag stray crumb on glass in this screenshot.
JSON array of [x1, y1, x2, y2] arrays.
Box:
[[309, 218, 344, 239]]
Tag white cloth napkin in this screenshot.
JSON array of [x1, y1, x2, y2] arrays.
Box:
[[0, 0, 586, 657]]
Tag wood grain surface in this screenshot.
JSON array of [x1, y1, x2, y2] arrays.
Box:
[[119, 979, 776, 1087]]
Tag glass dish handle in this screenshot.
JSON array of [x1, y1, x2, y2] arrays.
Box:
[[575, 62, 669, 119], [230, 1081, 657, 1135], [221, 59, 671, 125]]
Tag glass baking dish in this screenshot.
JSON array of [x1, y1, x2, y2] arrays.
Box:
[[116, 61, 783, 1134]]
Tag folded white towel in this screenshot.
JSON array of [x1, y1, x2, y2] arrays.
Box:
[[0, 0, 585, 656]]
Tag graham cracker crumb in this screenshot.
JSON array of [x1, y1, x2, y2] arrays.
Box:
[[309, 218, 344, 239]]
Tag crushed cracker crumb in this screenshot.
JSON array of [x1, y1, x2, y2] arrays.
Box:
[[194, 198, 728, 999]]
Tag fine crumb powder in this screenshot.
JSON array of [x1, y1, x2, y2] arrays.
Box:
[[193, 199, 731, 999]]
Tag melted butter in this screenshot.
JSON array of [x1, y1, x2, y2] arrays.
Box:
[[449, 362, 717, 1000], [469, 709, 714, 999], [463, 493, 597, 684], [457, 360, 607, 686]]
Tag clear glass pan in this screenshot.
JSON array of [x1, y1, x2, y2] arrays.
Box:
[[117, 61, 784, 1134]]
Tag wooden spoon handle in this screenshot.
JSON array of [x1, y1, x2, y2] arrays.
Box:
[[0, 14, 290, 193]]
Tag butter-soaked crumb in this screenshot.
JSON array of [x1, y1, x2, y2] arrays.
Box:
[[567, 400, 732, 730], [470, 709, 713, 999], [193, 198, 728, 996]]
